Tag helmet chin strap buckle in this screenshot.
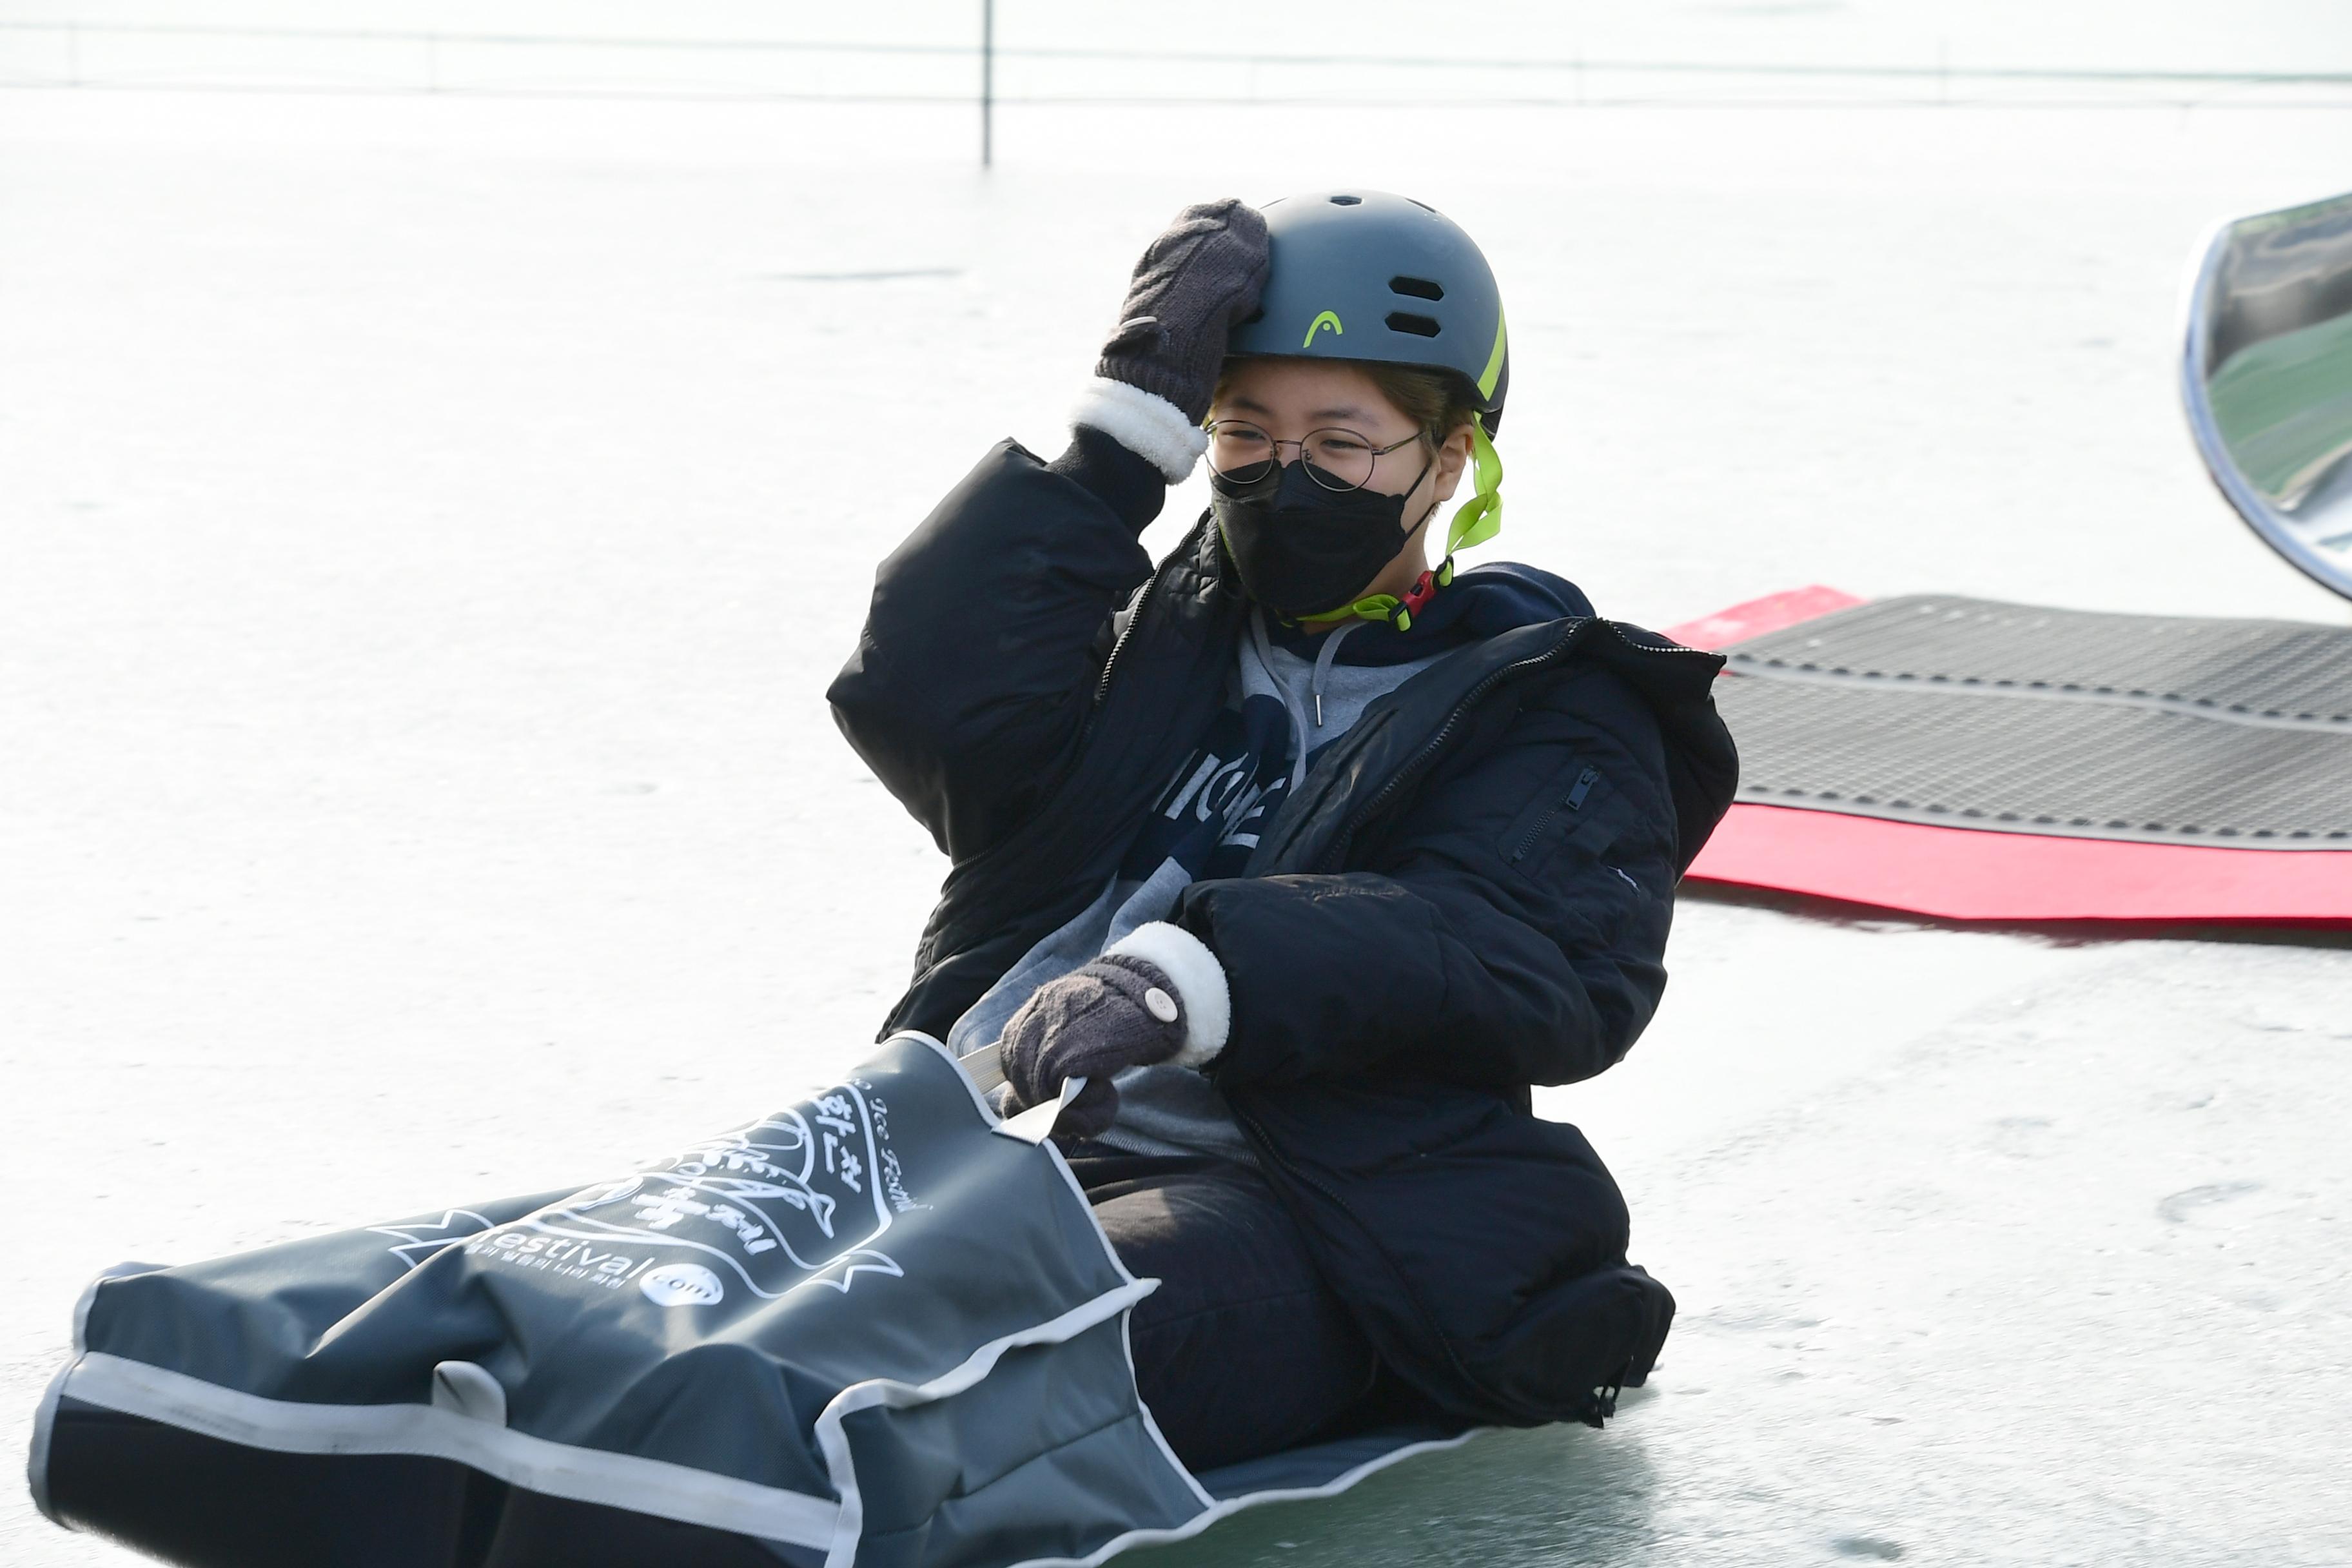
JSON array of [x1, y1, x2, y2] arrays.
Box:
[[1297, 556, 1454, 633], [1386, 558, 1452, 631]]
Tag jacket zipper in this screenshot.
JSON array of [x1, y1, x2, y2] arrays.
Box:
[[1093, 511, 1215, 712], [1509, 765, 1600, 864], [1093, 568, 1159, 711]]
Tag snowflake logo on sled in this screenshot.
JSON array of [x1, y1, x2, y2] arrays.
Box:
[[368, 1210, 496, 1273], [520, 1085, 903, 1303]]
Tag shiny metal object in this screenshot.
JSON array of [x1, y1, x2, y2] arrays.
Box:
[[2183, 190, 2352, 603]]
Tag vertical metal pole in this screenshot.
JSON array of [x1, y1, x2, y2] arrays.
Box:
[[981, 0, 995, 168]]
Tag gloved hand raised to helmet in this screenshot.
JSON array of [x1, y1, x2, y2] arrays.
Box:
[[1095, 199, 1271, 426], [997, 954, 1190, 1143]]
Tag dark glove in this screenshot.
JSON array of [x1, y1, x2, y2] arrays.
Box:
[[1095, 199, 1271, 424], [999, 954, 1188, 1142]]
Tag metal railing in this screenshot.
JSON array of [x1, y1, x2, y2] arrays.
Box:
[[5, 17, 2347, 163]]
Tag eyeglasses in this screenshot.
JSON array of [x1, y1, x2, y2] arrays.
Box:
[[1203, 420, 1425, 493]]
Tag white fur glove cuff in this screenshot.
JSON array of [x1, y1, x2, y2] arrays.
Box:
[[1070, 378, 1209, 484], [1101, 921, 1231, 1067]]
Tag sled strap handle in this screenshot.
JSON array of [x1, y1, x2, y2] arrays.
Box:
[[958, 1040, 1008, 1094], [995, 1079, 1087, 1144], [958, 1042, 1087, 1146]]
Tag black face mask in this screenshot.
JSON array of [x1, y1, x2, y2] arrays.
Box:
[[1210, 455, 1435, 621]]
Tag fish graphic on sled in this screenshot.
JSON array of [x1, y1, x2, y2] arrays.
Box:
[[532, 1086, 909, 1306]]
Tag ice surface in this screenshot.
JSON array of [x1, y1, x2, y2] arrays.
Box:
[[5, 11, 2351, 1562]]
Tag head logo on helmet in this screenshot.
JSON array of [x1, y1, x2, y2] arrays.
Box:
[[1302, 309, 1344, 348]]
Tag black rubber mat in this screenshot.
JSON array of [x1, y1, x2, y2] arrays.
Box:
[[1713, 595, 2352, 848]]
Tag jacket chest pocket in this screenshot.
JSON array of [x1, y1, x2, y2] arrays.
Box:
[[1499, 761, 1631, 883]]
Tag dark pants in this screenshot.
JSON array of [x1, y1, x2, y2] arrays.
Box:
[[1061, 1142, 1391, 1473]]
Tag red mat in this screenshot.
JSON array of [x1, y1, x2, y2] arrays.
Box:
[[1665, 589, 2352, 927]]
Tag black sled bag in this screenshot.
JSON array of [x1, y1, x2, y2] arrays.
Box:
[[28, 1032, 1475, 1567]]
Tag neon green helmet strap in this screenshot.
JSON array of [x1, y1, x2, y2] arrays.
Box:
[[1446, 420, 1504, 559], [1299, 596, 1398, 629]]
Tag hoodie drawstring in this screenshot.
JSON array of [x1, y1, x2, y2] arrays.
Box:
[[1250, 608, 1362, 793], [1311, 617, 1359, 728]]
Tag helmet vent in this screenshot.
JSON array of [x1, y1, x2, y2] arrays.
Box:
[[1385, 311, 1442, 338], [1328, 194, 1364, 206], [1389, 275, 1445, 301]]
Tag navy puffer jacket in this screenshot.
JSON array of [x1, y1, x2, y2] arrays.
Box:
[[830, 436, 1738, 1428]]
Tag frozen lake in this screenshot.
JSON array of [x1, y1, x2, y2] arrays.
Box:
[[5, 15, 2351, 1562]]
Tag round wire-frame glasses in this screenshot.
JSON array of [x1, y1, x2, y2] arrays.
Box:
[[1203, 420, 1426, 492]]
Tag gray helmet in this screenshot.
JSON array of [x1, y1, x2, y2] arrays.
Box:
[[1225, 190, 1509, 435]]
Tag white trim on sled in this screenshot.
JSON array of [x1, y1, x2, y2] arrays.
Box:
[[1019, 1426, 1493, 1568], [811, 1280, 1164, 1568], [26, 1354, 77, 1524], [46, 1351, 843, 1549], [29, 1260, 168, 1524]]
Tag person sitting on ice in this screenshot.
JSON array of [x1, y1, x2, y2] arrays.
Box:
[[829, 191, 1738, 1471]]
